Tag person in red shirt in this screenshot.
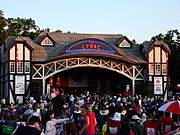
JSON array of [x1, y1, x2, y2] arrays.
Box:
[[123, 85, 132, 97], [158, 112, 174, 135], [79, 102, 97, 135]]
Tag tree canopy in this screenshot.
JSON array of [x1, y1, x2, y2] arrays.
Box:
[[152, 29, 180, 52], [0, 10, 70, 45], [0, 10, 7, 44], [0, 10, 59, 44]]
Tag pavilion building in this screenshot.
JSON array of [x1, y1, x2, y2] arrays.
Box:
[[0, 32, 170, 103]]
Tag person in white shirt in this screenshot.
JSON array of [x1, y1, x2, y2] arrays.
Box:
[[45, 111, 69, 135], [24, 103, 33, 115], [32, 102, 41, 121]]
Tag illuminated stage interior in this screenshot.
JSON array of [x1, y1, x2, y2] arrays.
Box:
[[47, 67, 131, 94]]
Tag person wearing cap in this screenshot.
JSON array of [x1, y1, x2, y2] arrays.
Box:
[[130, 115, 144, 135], [13, 116, 42, 135]]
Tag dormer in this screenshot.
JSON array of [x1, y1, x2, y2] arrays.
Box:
[[39, 33, 55, 46], [116, 36, 132, 48], [41, 37, 53, 46]]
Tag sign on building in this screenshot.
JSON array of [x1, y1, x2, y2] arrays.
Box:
[[15, 76, 25, 94], [154, 77, 163, 94]]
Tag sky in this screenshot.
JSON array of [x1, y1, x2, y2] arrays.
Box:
[[0, 0, 180, 43]]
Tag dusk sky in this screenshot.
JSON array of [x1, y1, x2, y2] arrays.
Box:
[[0, 0, 180, 43]]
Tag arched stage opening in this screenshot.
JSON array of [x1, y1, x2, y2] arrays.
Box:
[[46, 67, 132, 95], [31, 57, 144, 98]]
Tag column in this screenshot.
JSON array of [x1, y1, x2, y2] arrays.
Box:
[[132, 79, 135, 96], [42, 78, 45, 95]]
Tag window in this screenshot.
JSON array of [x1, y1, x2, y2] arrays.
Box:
[[149, 76, 152, 81], [155, 47, 161, 63], [149, 64, 154, 75], [41, 37, 53, 46], [118, 39, 131, 47], [148, 50, 154, 63], [162, 64, 167, 75], [10, 62, 15, 73], [25, 62, 30, 73], [17, 62, 23, 73], [164, 76, 167, 81], [155, 64, 161, 75]]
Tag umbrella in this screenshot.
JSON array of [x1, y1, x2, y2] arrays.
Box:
[[158, 100, 180, 122], [158, 100, 180, 114]]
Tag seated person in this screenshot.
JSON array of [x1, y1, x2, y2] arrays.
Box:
[[158, 112, 174, 135], [13, 116, 42, 135]]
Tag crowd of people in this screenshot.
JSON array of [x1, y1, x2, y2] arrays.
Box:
[[0, 88, 179, 135]]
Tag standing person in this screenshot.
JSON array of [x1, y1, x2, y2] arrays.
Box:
[[32, 102, 41, 121], [73, 105, 82, 131], [44, 110, 69, 135], [51, 88, 65, 118], [130, 115, 144, 135], [13, 116, 42, 135], [123, 85, 132, 97], [79, 102, 97, 135]]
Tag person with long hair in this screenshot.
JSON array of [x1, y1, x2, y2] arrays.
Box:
[[79, 102, 97, 135]]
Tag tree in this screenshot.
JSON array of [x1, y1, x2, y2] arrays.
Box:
[[132, 39, 137, 44], [151, 29, 180, 89], [152, 30, 180, 52], [0, 10, 7, 44], [5, 17, 41, 39], [43, 28, 50, 32], [56, 29, 62, 33], [0, 10, 58, 43]]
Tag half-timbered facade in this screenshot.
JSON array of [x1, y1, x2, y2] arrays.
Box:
[[0, 32, 170, 103]]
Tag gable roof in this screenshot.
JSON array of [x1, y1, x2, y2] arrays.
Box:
[[32, 32, 146, 64], [142, 40, 171, 54], [4, 36, 34, 51], [35, 32, 123, 45], [2, 32, 147, 64], [35, 32, 55, 45], [116, 36, 133, 47]]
